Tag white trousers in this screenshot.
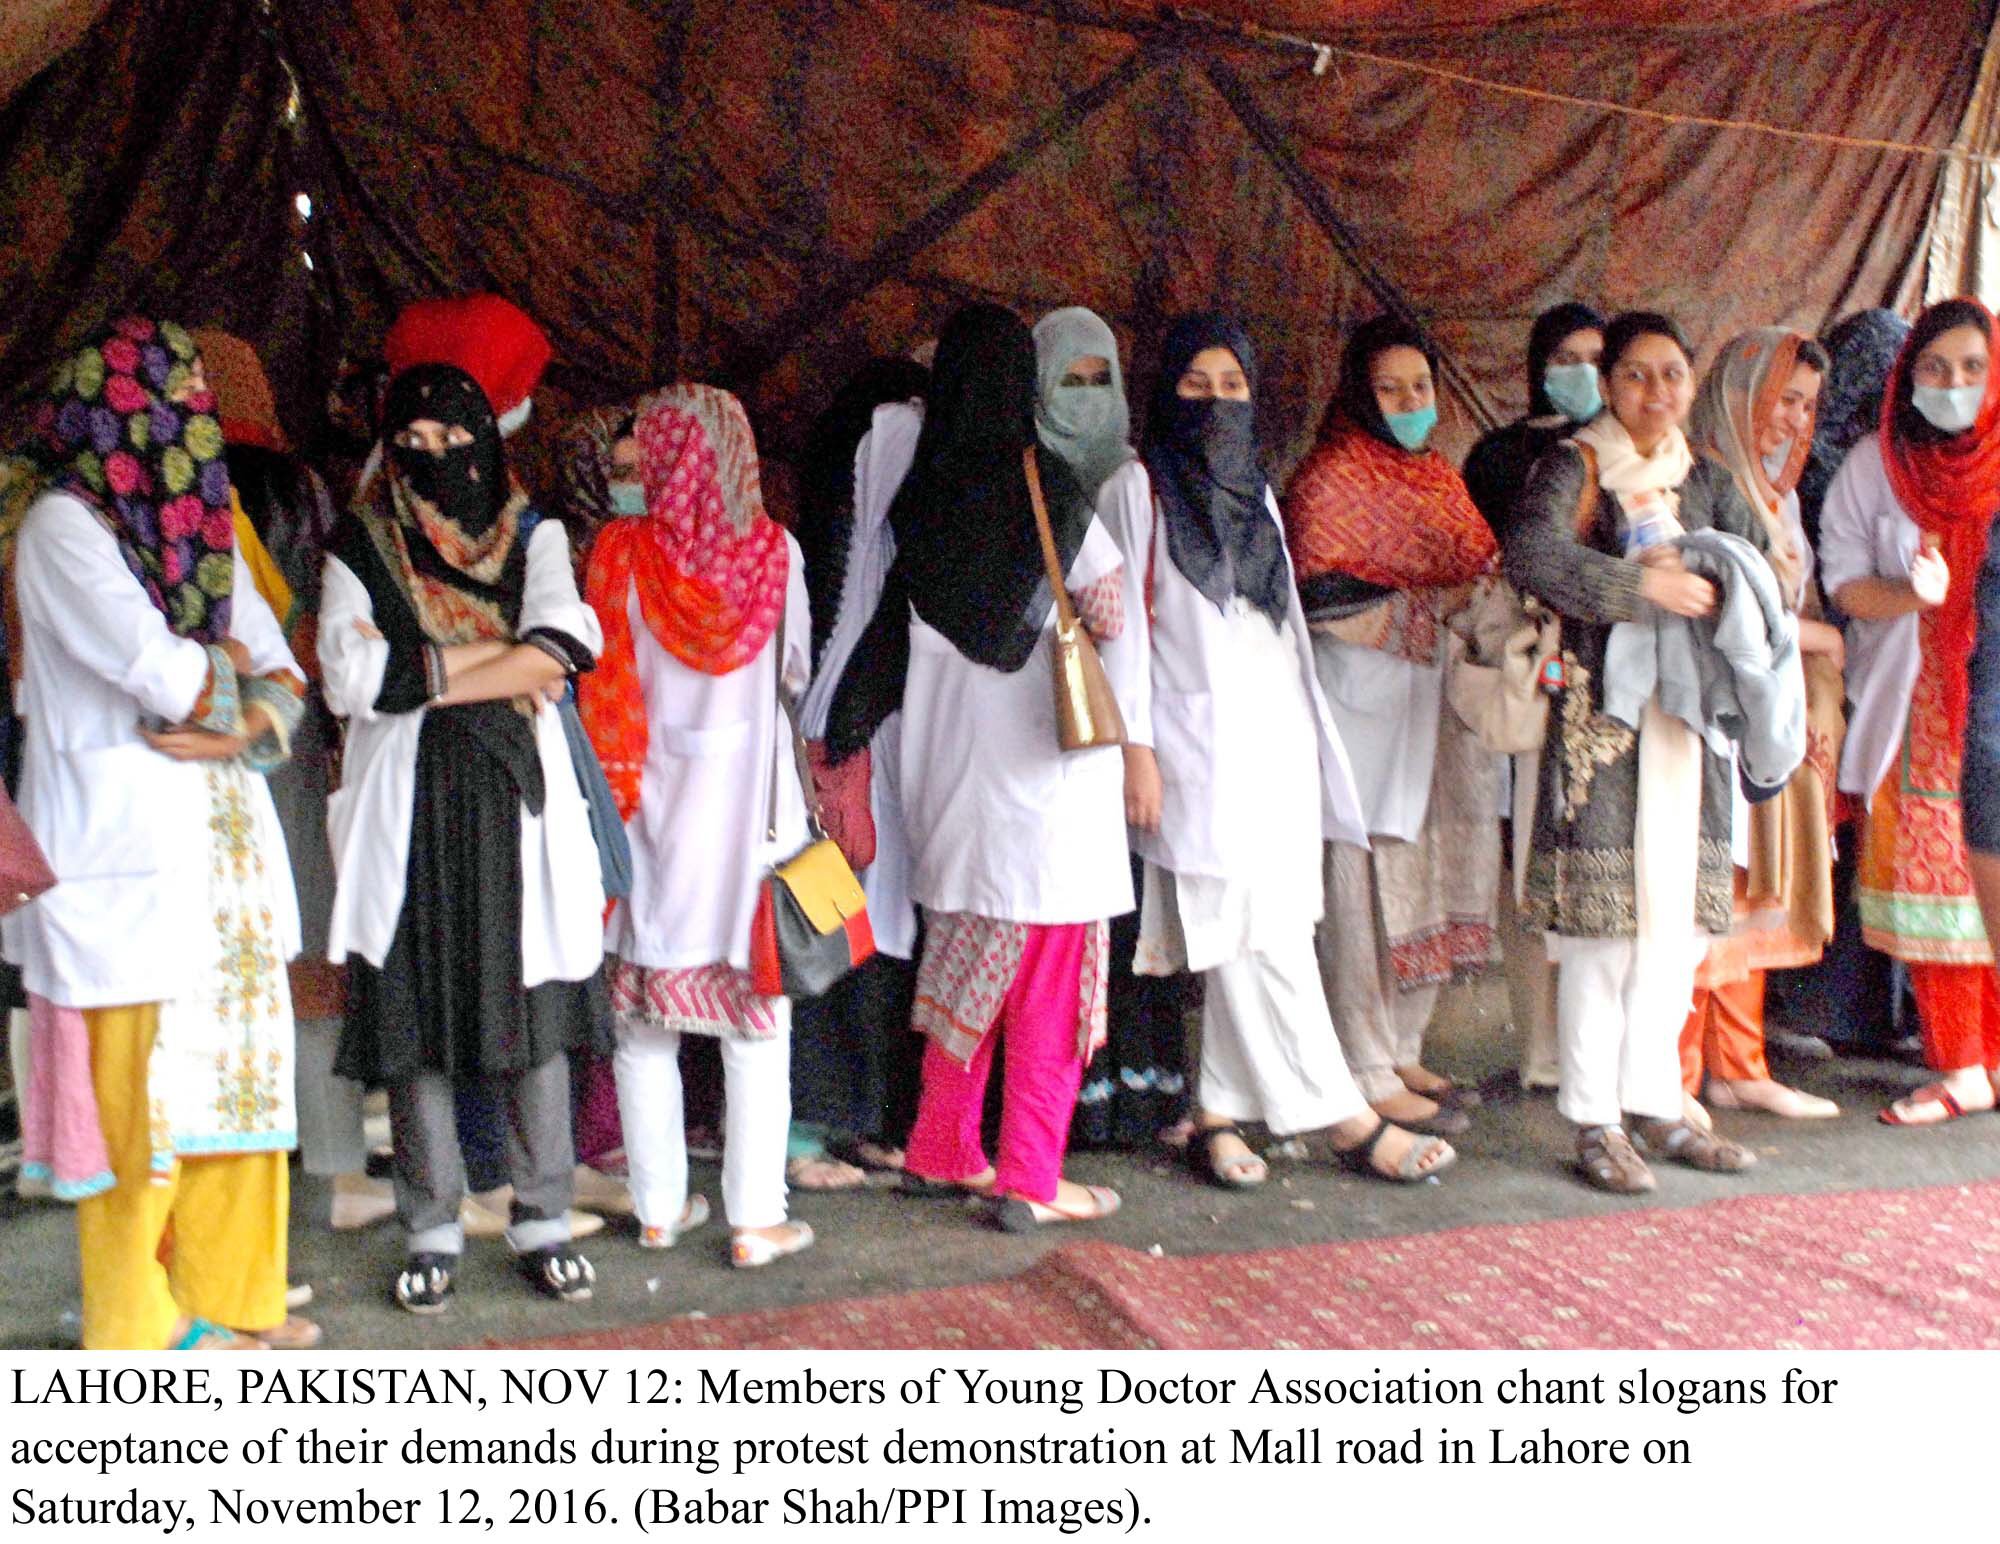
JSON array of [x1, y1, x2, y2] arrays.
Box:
[[1200, 932, 1372, 1136], [613, 1014, 792, 1232], [1548, 934, 1703, 1128]]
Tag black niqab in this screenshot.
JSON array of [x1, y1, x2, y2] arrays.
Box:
[[383, 365, 507, 537], [825, 304, 1092, 760], [1141, 313, 1289, 628]]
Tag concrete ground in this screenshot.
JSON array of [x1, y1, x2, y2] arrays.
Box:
[[5, 977, 1997, 1350]]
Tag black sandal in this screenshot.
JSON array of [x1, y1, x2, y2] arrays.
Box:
[[517, 1244, 595, 1303], [1326, 1120, 1457, 1183], [394, 1253, 456, 1316], [1186, 1124, 1268, 1189]]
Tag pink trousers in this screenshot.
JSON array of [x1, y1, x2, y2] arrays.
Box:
[[905, 923, 1087, 1204]]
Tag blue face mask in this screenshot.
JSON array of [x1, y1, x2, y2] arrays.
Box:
[[1385, 404, 1437, 451], [1543, 362, 1602, 422], [1913, 384, 1984, 434], [608, 481, 647, 516]]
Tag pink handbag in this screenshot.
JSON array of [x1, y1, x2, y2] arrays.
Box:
[[805, 740, 876, 871], [0, 783, 55, 915]]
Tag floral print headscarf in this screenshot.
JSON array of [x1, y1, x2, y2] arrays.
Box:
[[37, 317, 234, 642]]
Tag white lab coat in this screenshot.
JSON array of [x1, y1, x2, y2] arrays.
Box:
[[2, 491, 301, 1007], [1817, 433, 1923, 804], [1108, 476, 1369, 877], [798, 401, 923, 959], [897, 514, 1139, 926], [318, 518, 606, 987], [605, 533, 812, 971]]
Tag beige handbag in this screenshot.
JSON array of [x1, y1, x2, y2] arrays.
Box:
[[1024, 447, 1126, 752], [1445, 578, 1559, 755]]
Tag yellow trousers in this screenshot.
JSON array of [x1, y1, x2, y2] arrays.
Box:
[[74, 1004, 288, 1349]]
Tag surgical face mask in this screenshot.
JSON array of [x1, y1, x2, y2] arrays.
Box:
[[608, 480, 646, 517], [1913, 384, 1983, 434], [1385, 404, 1437, 452], [1543, 362, 1602, 422]]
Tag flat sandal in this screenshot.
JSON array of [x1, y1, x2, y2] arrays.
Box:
[[1575, 1124, 1655, 1194], [1186, 1123, 1268, 1189], [1629, 1115, 1756, 1172]]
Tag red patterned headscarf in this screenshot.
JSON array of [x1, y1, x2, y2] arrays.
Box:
[[1283, 421, 1496, 595], [1881, 297, 2000, 746], [579, 385, 789, 817]]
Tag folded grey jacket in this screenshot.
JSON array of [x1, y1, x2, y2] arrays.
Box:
[[1602, 527, 1805, 790]]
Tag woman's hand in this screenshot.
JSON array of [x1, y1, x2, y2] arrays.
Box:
[[1798, 617, 1846, 670], [1910, 541, 1951, 610], [1123, 745, 1163, 833], [352, 619, 384, 642], [142, 725, 251, 762], [1637, 551, 1718, 619]]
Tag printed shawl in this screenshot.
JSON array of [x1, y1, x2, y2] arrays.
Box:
[[1283, 423, 1497, 598], [580, 385, 788, 818]]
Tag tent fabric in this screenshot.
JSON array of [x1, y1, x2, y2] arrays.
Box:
[[0, 0, 1991, 496]]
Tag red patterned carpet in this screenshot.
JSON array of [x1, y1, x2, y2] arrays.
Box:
[[512, 1181, 2000, 1351]]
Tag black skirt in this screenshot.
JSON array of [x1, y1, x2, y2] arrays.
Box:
[[335, 707, 608, 1086]]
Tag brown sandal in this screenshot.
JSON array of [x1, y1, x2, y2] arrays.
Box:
[[1576, 1124, 1655, 1193], [1630, 1116, 1757, 1172]]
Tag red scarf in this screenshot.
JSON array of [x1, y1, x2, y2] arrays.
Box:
[[579, 388, 788, 819], [1880, 301, 2000, 747], [1283, 421, 1496, 590]]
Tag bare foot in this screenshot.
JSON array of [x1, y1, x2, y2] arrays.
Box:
[[1371, 1087, 1445, 1124], [1883, 1068, 1995, 1125], [1711, 1078, 1839, 1119]]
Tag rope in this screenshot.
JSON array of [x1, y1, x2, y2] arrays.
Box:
[[1163, 6, 1999, 168]]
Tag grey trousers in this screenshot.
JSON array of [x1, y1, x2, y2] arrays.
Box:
[[294, 1017, 367, 1176], [388, 1055, 575, 1257]]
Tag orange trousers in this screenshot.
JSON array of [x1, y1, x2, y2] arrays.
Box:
[[1909, 961, 2000, 1072], [1679, 971, 1770, 1096]]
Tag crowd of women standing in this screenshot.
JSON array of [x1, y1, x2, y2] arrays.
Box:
[[8, 280, 2000, 1348]]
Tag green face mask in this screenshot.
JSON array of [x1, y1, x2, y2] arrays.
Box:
[[608, 481, 646, 516], [1385, 404, 1437, 451]]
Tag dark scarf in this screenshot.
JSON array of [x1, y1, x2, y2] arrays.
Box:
[[38, 317, 235, 643], [1141, 313, 1289, 628], [798, 357, 930, 667], [825, 305, 1091, 761]]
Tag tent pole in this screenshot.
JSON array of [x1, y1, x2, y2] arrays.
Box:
[[720, 36, 1167, 389]]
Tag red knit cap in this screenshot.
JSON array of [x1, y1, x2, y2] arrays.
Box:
[[382, 294, 552, 435]]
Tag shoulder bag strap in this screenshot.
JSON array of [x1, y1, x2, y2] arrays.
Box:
[[1573, 441, 1600, 539], [767, 607, 824, 843], [1024, 446, 1080, 631]]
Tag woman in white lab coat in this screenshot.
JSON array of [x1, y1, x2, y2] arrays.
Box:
[[1121, 312, 1455, 1186], [579, 383, 815, 1268], [7, 318, 308, 1348], [319, 362, 606, 1313], [826, 303, 1138, 1231]]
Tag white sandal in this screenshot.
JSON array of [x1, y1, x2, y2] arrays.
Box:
[[639, 1194, 711, 1250], [731, 1221, 815, 1269]]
